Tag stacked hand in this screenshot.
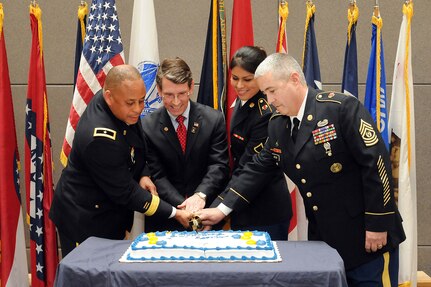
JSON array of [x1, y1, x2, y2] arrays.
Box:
[[177, 193, 206, 213], [174, 209, 193, 229], [195, 208, 225, 226]]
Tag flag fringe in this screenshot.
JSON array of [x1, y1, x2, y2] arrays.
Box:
[[78, 2, 88, 44], [0, 3, 4, 36], [403, 2, 413, 168], [347, 3, 359, 45], [302, 2, 316, 69], [29, 3, 43, 57], [277, 1, 288, 52]]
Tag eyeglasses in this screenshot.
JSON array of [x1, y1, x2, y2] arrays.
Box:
[[162, 91, 190, 101]]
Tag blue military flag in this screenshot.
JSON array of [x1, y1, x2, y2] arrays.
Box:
[[302, 1, 321, 90], [364, 8, 389, 149], [197, 0, 227, 111], [341, 3, 359, 98]]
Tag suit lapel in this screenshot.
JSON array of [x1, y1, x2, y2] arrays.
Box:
[[185, 102, 201, 159], [230, 98, 247, 130], [159, 108, 184, 157], [292, 89, 317, 157]]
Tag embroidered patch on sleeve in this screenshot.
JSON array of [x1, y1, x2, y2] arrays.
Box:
[[377, 155, 391, 206], [359, 119, 378, 147]]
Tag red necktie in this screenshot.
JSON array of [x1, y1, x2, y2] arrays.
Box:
[[176, 115, 187, 153]]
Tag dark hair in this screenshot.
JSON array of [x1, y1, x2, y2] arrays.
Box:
[[230, 46, 267, 74], [156, 57, 193, 89]]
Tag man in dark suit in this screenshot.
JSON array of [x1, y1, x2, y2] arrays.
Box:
[[142, 57, 230, 232], [197, 53, 405, 286], [50, 65, 191, 257]]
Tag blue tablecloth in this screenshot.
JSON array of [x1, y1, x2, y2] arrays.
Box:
[[54, 236, 348, 287]]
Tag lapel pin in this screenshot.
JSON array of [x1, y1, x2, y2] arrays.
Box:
[[191, 122, 199, 134]]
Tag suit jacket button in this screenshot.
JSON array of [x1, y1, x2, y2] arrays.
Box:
[[95, 204, 99, 209], [301, 178, 306, 184], [296, 164, 301, 169], [306, 192, 312, 198], [312, 205, 318, 211]]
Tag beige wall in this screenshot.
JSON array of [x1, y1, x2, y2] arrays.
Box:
[[2, 0, 430, 274]]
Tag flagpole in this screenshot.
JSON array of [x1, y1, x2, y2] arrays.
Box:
[[374, 1, 380, 17]]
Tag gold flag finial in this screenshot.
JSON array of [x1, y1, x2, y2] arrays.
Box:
[[373, 0, 380, 18]]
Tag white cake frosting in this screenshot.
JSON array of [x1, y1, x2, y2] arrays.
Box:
[[120, 230, 281, 262]]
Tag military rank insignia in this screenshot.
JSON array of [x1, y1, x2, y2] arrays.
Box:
[[359, 119, 379, 147], [312, 124, 337, 145], [93, 127, 116, 140], [253, 143, 264, 153]]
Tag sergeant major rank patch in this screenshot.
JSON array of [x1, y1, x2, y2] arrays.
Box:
[[359, 119, 378, 147]]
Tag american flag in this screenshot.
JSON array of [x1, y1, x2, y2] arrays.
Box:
[[25, 4, 58, 286], [60, 0, 125, 166]]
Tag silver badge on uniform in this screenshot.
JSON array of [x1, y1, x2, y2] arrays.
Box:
[[323, 142, 332, 157], [130, 147, 135, 164], [317, 119, 328, 127]]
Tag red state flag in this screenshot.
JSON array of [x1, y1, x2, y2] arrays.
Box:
[[0, 4, 29, 286], [226, 0, 254, 159], [25, 4, 59, 287]]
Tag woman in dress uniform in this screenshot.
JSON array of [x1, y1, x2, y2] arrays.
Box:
[[210, 46, 292, 240]]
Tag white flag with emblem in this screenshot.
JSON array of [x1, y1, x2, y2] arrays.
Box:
[[128, 0, 161, 238], [388, 2, 416, 286]]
